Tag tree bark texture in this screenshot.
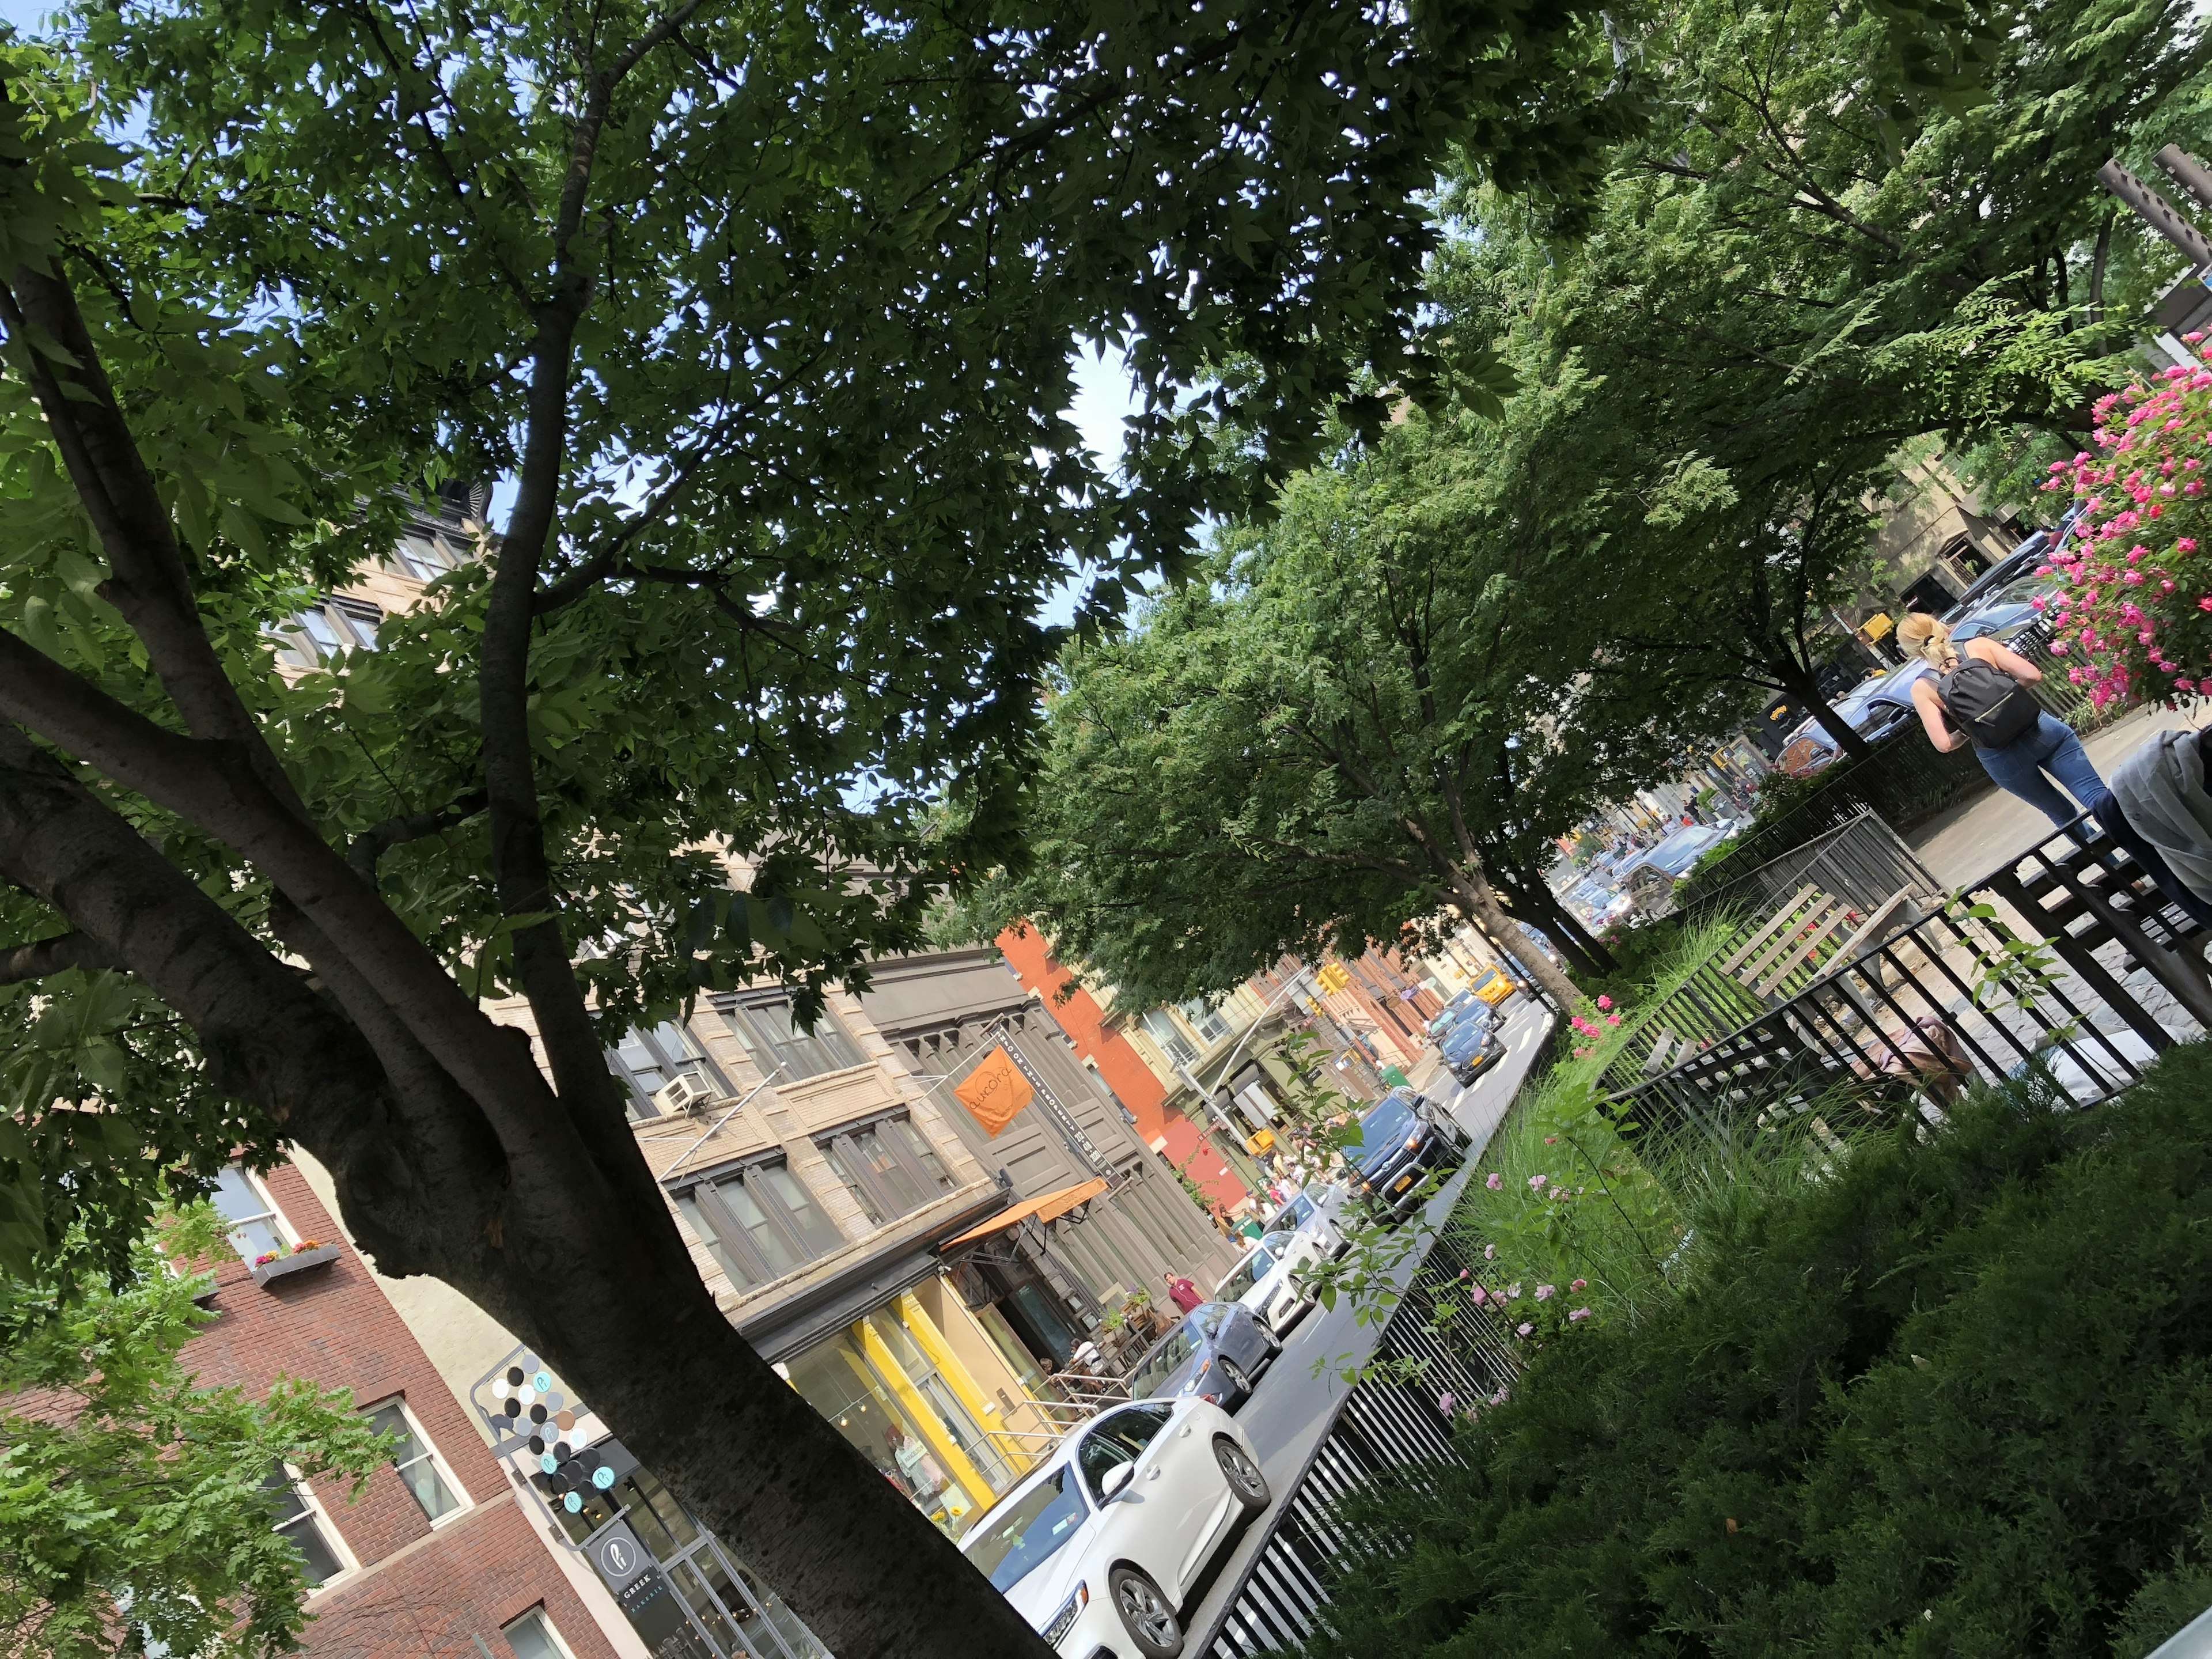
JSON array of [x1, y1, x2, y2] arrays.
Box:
[[1488, 855, 1617, 976], [1446, 862, 1583, 1009], [1772, 653, 1874, 764]]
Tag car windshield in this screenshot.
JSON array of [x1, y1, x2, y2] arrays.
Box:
[[1130, 1328, 1198, 1398], [962, 1465, 1088, 1592], [1347, 1099, 1416, 1162], [1215, 1249, 1274, 1302]]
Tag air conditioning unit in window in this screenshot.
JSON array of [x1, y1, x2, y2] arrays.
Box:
[[653, 1074, 716, 1116]]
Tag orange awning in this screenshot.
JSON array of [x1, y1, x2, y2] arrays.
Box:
[[941, 1177, 1109, 1248]]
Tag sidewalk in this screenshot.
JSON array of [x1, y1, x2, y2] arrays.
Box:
[[1907, 703, 2211, 889]]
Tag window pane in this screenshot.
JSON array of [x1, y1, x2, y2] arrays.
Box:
[[334, 603, 381, 649], [263, 1466, 343, 1585], [211, 1168, 286, 1260], [824, 1141, 884, 1225], [365, 1403, 460, 1522], [759, 1164, 842, 1253], [503, 1612, 563, 1659], [716, 1179, 801, 1277], [724, 998, 862, 1082], [675, 1194, 758, 1289], [883, 1118, 953, 1195], [297, 609, 345, 656], [853, 1126, 924, 1213]]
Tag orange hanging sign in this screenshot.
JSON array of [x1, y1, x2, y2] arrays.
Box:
[[953, 1046, 1034, 1138]]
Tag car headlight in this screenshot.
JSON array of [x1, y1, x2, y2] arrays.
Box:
[[1403, 1133, 1423, 1150], [1182, 1358, 1211, 1394], [1041, 1582, 1089, 1647]]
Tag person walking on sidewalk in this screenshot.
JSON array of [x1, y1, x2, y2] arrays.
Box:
[[1898, 612, 2105, 828], [1162, 1270, 1203, 1314]]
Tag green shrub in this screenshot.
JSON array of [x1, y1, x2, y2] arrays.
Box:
[[1310, 1041, 2212, 1659]]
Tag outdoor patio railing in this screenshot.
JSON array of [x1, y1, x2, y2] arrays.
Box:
[[1607, 819, 2212, 1151]]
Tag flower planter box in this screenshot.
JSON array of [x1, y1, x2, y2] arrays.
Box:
[[249, 1242, 341, 1289]]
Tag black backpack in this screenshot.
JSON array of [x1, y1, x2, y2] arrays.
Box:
[[1937, 658, 2039, 748]]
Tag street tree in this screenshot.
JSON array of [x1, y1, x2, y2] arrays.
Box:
[[1002, 412, 1733, 1009], [0, 2, 1638, 1650], [1424, 0, 2205, 753], [0, 1209, 391, 1659]]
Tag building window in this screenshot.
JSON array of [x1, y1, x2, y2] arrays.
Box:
[[271, 597, 383, 666], [503, 1610, 575, 1659], [1141, 1010, 1198, 1069], [672, 1158, 845, 1291], [391, 529, 456, 583], [263, 1464, 350, 1586], [821, 1114, 956, 1226], [362, 1398, 467, 1524], [606, 1021, 730, 1119], [1179, 998, 1233, 1045], [210, 1165, 292, 1262], [718, 995, 865, 1083]]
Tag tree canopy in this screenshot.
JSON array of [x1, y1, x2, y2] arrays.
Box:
[[1000, 412, 1737, 1007], [0, 0, 1640, 1651], [1418, 0, 2209, 751]]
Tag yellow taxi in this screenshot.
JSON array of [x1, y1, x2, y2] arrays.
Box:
[[1470, 964, 1522, 1006]]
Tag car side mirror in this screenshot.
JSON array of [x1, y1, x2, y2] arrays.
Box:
[[1101, 1462, 1135, 1501]]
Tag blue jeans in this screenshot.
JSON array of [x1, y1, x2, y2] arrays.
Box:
[[1975, 711, 2105, 828]]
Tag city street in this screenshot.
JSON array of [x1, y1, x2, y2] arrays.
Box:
[[1173, 995, 1556, 1650]]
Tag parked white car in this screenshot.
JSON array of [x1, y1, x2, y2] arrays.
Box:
[[1212, 1229, 1328, 1335], [1263, 1182, 1354, 1255], [961, 1396, 1270, 1657]]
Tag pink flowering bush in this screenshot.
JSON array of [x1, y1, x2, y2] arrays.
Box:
[[2039, 338, 2212, 706]]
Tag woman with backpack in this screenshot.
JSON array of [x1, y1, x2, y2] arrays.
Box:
[[1896, 612, 2104, 828]]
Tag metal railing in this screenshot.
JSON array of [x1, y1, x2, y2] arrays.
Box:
[[1606, 819, 2212, 1152], [1198, 1232, 1518, 1658]]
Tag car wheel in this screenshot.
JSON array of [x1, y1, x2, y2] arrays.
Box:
[[1214, 1435, 1271, 1511], [1108, 1564, 1183, 1659], [1217, 1353, 1255, 1399]]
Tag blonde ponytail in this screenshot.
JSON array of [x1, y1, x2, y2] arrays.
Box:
[[1895, 611, 1961, 672]]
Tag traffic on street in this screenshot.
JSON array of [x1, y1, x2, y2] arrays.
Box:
[[964, 994, 1556, 1657]]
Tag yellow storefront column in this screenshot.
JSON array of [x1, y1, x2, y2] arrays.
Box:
[[899, 1290, 1032, 1476], [851, 1317, 994, 1513]]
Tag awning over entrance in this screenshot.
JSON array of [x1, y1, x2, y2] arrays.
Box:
[[941, 1177, 1108, 1247]]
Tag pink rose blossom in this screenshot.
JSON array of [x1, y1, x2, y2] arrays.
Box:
[[1568, 1307, 1592, 1322], [1485, 1172, 1502, 1190], [1516, 1322, 1535, 1337], [1570, 1278, 1587, 1291], [1535, 1284, 1555, 1301], [1528, 1174, 1547, 1190]]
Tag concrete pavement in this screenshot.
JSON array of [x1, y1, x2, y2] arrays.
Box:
[[1908, 703, 2212, 888]]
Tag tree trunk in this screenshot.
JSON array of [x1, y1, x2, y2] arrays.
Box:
[[1488, 853, 1617, 976], [0, 727, 1055, 1659], [1446, 861, 1582, 1009], [1773, 653, 1873, 763]]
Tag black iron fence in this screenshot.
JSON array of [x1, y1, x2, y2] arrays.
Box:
[[1607, 820, 2212, 1153], [1199, 1230, 1516, 1659]]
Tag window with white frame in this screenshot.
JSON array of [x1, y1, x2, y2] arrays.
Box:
[[209, 1165, 292, 1262], [1179, 997, 1233, 1045], [262, 1463, 351, 1586], [1141, 1010, 1198, 1069], [362, 1397, 467, 1524], [390, 528, 457, 583], [503, 1608, 577, 1659]]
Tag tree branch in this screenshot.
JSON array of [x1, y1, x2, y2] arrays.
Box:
[[348, 790, 490, 882], [0, 930, 117, 985]]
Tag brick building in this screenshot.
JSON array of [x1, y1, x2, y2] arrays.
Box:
[[196, 1160, 643, 1659]]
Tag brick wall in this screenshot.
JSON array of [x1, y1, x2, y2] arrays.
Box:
[[189, 1162, 619, 1659]]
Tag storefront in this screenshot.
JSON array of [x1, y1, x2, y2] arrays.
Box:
[[781, 1294, 1032, 1541]]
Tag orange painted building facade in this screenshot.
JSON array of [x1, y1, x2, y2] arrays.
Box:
[[993, 926, 1251, 1211]]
